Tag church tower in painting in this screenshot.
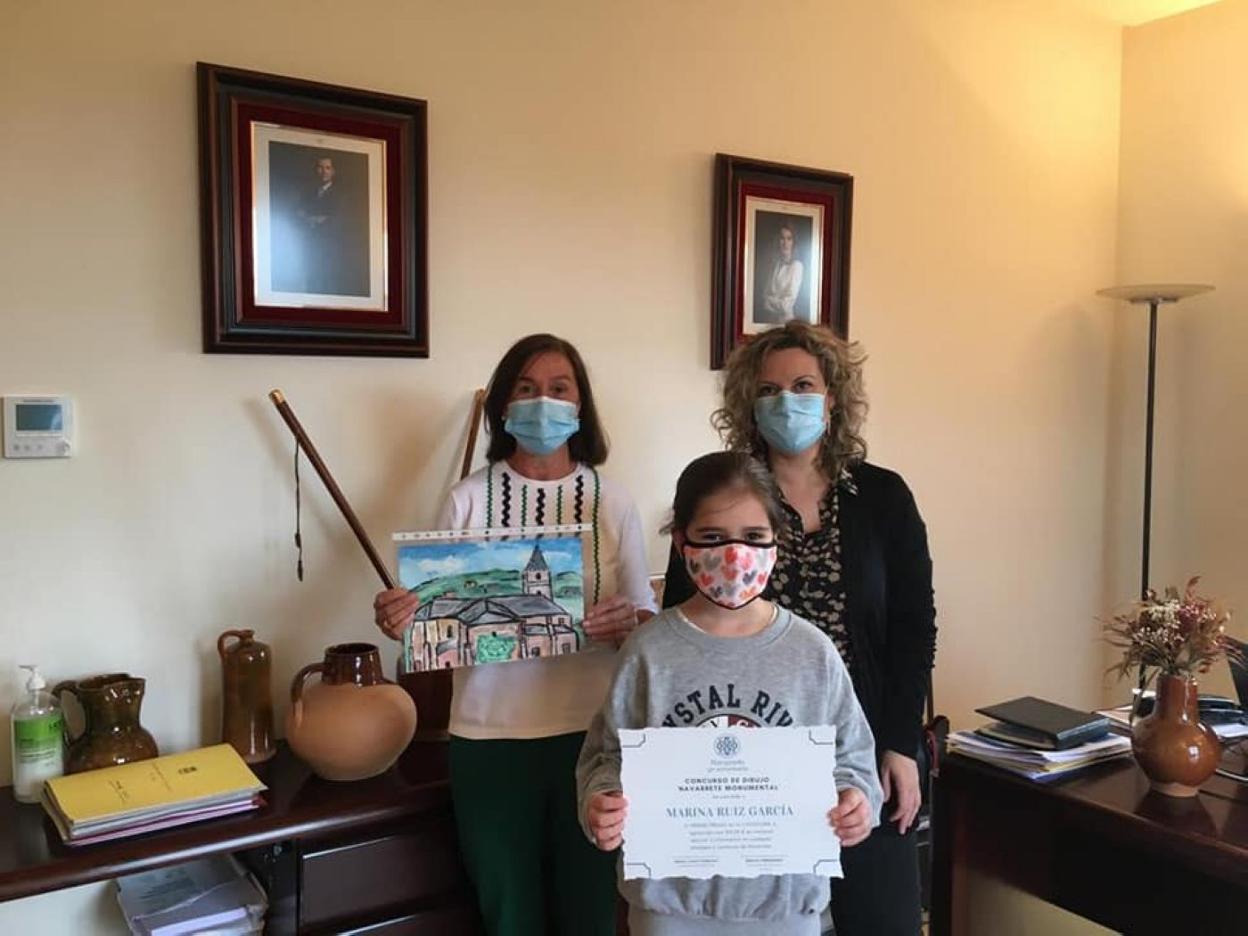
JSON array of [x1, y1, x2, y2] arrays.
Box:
[[522, 544, 553, 599]]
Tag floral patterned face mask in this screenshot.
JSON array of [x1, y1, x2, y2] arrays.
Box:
[[682, 540, 778, 610]]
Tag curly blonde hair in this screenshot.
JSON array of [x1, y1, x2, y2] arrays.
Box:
[[712, 321, 869, 479]]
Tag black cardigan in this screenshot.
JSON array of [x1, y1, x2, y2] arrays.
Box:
[[662, 461, 937, 757]]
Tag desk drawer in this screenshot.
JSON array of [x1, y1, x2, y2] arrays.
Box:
[[299, 811, 469, 930], [336, 905, 483, 935]]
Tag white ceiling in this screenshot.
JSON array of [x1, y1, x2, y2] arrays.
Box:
[[1067, 0, 1222, 26]]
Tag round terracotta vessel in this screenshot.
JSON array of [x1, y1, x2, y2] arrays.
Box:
[[286, 643, 417, 781], [1131, 674, 1221, 797]]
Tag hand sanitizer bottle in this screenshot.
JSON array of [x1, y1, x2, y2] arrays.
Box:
[[10, 665, 64, 803]]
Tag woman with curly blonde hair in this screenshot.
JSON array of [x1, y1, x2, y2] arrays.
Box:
[[664, 321, 937, 936], [713, 321, 869, 480]]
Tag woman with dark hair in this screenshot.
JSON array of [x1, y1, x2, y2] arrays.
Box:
[[663, 321, 936, 935], [759, 222, 805, 321], [374, 333, 656, 936]]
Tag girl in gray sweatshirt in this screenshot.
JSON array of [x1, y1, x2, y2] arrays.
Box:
[[577, 452, 884, 936]]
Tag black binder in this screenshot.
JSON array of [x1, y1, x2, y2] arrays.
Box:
[[975, 696, 1109, 749]]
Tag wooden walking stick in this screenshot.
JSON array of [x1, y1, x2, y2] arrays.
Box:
[[459, 388, 486, 481], [268, 390, 397, 589]]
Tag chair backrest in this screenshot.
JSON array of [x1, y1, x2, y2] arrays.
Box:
[[919, 675, 948, 809], [1228, 637, 1248, 708]]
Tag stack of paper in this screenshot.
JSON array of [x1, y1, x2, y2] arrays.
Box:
[[1098, 704, 1248, 742], [42, 745, 266, 846], [947, 729, 1131, 781], [116, 854, 266, 935]]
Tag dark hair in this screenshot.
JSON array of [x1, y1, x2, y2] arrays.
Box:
[[483, 334, 609, 465], [663, 452, 786, 536]]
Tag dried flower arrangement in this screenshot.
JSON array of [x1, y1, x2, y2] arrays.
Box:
[[1104, 576, 1243, 687]]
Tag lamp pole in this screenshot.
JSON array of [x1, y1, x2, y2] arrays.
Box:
[[1097, 282, 1213, 598], [1140, 297, 1159, 601]]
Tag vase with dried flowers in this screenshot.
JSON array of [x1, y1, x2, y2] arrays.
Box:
[[1104, 577, 1242, 797]]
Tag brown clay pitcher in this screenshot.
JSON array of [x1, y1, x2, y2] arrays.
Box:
[[218, 629, 276, 764], [1132, 674, 1221, 797], [51, 673, 159, 774], [286, 643, 417, 781]]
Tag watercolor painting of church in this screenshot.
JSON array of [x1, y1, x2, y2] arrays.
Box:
[[395, 532, 586, 673]]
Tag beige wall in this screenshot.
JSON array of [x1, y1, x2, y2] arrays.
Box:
[[1, 0, 1124, 929], [1108, 0, 1248, 703]]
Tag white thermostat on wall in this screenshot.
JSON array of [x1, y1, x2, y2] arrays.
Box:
[[3, 396, 75, 458]]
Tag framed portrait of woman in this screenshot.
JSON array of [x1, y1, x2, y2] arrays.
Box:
[[198, 63, 428, 356], [711, 154, 852, 369]]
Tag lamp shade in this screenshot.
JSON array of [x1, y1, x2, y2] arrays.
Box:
[[1097, 284, 1213, 304]]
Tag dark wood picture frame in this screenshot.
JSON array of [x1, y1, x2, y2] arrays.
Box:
[[198, 63, 428, 357], [711, 154, 852, 369]]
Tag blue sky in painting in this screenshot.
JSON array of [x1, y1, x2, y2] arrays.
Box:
[[397, 535, 583, 588]]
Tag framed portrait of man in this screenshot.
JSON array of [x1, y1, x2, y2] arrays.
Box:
[[198, 63, 428, 356], [254, 129, 382, 309], [711, 154, 852, 369]]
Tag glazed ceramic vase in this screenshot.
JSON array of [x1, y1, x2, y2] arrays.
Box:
[[52, 673, 160, 774], [286, 643, 417, 781], [1131, 674, 1221, 797], [218, 629, 276, 764]]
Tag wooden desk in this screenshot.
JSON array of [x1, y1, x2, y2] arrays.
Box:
[[0, 743, 482, 934], [931, 751, 1248, 936]]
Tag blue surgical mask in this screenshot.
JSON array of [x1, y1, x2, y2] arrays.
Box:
[[504, 397, 580, 456], [753, 392, 828, 455]]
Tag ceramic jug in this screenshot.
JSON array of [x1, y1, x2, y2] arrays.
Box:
[[51, 673, 159, 774], [218, 629, 276, 764], [286, 643, 417, 781]]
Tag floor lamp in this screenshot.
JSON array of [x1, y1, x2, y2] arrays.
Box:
[[1097, 283, 1213, 715]]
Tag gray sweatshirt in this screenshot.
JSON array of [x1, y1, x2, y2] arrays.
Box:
[[576, 605, 884, 924]]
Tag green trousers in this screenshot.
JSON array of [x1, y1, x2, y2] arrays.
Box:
[[450, 732, 618, 936]]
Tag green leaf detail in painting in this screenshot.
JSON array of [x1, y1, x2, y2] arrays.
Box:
[[476, 634, 517, 664]]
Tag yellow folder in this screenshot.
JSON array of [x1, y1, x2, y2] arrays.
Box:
[[44, 744, 265, 826]]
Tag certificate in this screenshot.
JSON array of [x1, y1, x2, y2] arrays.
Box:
[[619, 725, 841, 880]]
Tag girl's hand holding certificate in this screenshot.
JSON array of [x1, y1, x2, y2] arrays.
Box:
[[587, 790, 629, 851], [827, 786, 872, 847]]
